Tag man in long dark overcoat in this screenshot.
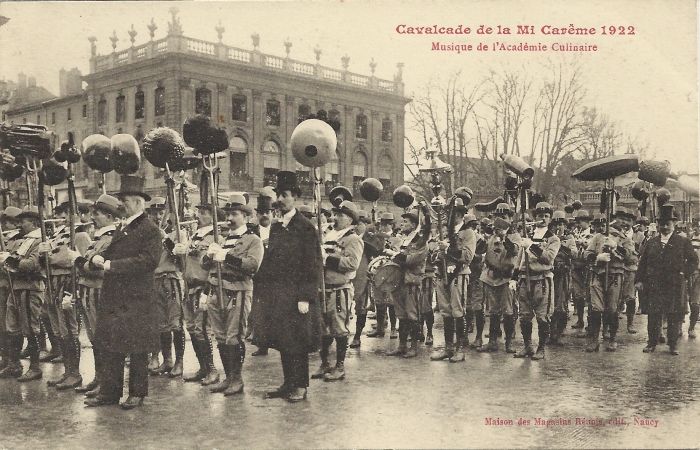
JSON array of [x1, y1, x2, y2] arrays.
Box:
[[254, 171, 322, 403], [636, 204, 698, 355], [85, 175, 162, 409]]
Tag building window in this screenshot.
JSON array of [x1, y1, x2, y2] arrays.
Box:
[[295, 161, 311, 186], [67, 108, 72, 121], [266, 100, 280, 127], [379, 154, 393, 190], [36, 115, 41, 125], [263, 140, 281, 187], [195, 87, 212, 117], [352, 151, 368, 192], [97, 99, 107, 125], [356, 114, 367, 139], [116, 93, 126, 123], [298, 104, 311, 124], [382, 120, 392, 142], [231, 95, 247, 122], [230, 137, 248, 176], [324, 151, 341, 192], [23, 118, 27, 124], [135, 90, 145, 119], [52, 112, 56, 125], [155, 87, 165, 116], [82, 104, 87, 118]]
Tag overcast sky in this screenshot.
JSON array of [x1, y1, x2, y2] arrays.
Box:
[[0, 0, 697, 174]]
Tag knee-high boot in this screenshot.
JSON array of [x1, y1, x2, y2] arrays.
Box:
[[17, 332, 42, 381], [312, 336, 334, 378], [586, 312, 602, 352], [387, 320, 409, 356], [367, 308, 386, 338], [184, 332, 205, 381], [689, 303, 700, 338], [0, 335, 24, 378], [153, 332, 173, 375], [169, 330, 185, 378], [325, 337, 347, 379], [531, 320, 549, 360], [47, 338, 68, 386], [471, 310, 485, 348], [57, 337, 83, 389], [503, 315, 516, 353], [200, 335, 220, 386], [223, 343, 245, 395], [514, 320, 534, 358], [404, 322, 420, 359], [210, 344, 232, 393], [431, 317, 455, 360], [350, 314, 366, 347]]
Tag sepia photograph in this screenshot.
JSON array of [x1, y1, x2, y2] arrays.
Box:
[[0, 0, 698, 448]]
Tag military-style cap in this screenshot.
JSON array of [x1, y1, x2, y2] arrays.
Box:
[[401, 209, 419, 225], [332, 200, 359, 225], [494, 203, 514, 217], [551, 210, 567, 223], [93, 194, 123, 218], [380, 212, 394, 222], [1, 206, 22, 220], [534, 202, 553, 215], [147, 196, 166, 211], [464, 213, 477, 224], [592, 213, 607, 224], [223, 193, 254, 216], [574, 209, 592, 221]]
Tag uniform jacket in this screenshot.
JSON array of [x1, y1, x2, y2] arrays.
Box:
[[323, 226, 363, 288], [554, 233, 577, 274], [352, 232, 372, 301], [446, 222, 477, 276], [204, 225, 264, 292], [517, 227, 560, 277], [0, 230, 22, 289], [6, 228, 45, 291], [184, 225, 222, 289], [94, 213, 162, 354], [47, 225, 91, 276], [76, 225, 115, 289], [253, 210, 323, 354], [156, 228, 183, 278], [392, 230, 428, 285], [481, 230, 521, 286], [636, 232, 698, 315], [584, 228, 636, 275], [572, 227, 593, 269]]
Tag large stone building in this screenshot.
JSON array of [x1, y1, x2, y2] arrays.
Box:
[[4, 10, 411, 210]]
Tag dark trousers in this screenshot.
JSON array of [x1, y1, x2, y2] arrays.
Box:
[[648, 312, 682, 348], [100, 350, 149, 399], [280, 351, 309, 388]]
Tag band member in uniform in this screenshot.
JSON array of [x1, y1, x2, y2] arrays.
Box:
[[0, 207, 50, 381], [464, 213, 486, 348], [614, 208, 640, 334], [349, 210, 381, 348], [173, 203, 224, 386], [203, 194, 263, 396], [549, 210, 575, 346], [73, 194, 121, 397], [0, 207, 24, 376], [478, 206, 521, 353], [431, 198, 475, 362], [583, 209, 635, 352], [312, 200, 363, 381], [688, 217, 700, 338], [85, 175, 162, 409], [40, 201, 91, 389], [385, 208, 429, 358], [571, 209, 593, 334], [514, 202, 560, 360], [367, 212, 399, 339], [148, 197, 187, 378], [636, 205, 697, 355], [420, 222, 440, 346], [255, 171, 323, 403]]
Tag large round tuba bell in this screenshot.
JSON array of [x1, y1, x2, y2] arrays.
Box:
[[474, 196, 504, 213], [631, 180, 649, 201], [328, 185, 353, 208], [392, 185, 414, 209], [290, 119, 336, 168], [110, 134, 141, 175], [572, 200, 582, 210], [142, 127, 186, 169], [500, 154, 534, 179], [564, 204, 574, 214], [40, 158, 68, 186], [638, 160, 671, 186], [359, 177, 383, 202], [82, 134, 113, 173]]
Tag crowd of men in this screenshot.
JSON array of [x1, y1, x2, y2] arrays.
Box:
[[0, 170, 697, 408]]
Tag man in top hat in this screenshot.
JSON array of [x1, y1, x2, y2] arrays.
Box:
[[429, 198, 475, 362], [549, 210, 576, 345], [254, 171, 322, 403], [148, 196, 188, 378], [688, 216, 700, 339], [571, 209, 593, 334], [0, 207, 55, 381], [478, 204, 521, 353], [172, 203, 224, 386], [349, 210, 381, 349], [384, 207, 429, 358], [636, 205, 698, 355], [73, 194, 121, 397], [312, 200, 363, 381], [38, 201, 92, 390], [203, 193, 263, 396], [85, 175, 162, 409], [0, 207, 25, 376], [249, 190, 276, 357], [613, 207, 641, 334], [367, 212, 399, 339], [513, 202, 560, 360], [583, 208, 636, 352]]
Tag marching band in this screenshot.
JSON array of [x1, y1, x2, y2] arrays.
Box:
[[0, 120, 698, 409]]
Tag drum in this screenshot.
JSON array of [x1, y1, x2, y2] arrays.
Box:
[[367, 256, 402, 295]]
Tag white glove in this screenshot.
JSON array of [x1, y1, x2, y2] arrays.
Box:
[[207, 242, 222, 256], [198, 292, 208, 311], [37, 242, 52, 253], [91, 255, 105, 270], [384, 249, 398, 257], [173, 243, 188, 256], [61, 293, 73, 310], [508, 280, 518, 291], [298, 301, 309, 314], [596, 253, 611, 262], [213, 249, 228, 263], [67, 249, 81, 263], [0, 252, 10, 264], [521, 238, 533, 249]]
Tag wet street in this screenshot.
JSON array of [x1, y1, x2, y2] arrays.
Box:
[[1, 312, 700, 449]]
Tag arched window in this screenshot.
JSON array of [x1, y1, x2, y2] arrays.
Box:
[[382, 119, 393, 142], [266, 100, 280, 126], [378, 154, 393, 190], [298, 104, 311, 124], [115, 93, 126, 123], [324, 151, 341, 193], [232, 94, 247, 122], [230, 137, 248, 176], [154, 87, 165, 116], [135, 90, 145, 119], [195, 87, 212, 117], [97, 98, 107, 125], [352, 151, 368, 192], [355, 114, 367, 139], [262, 140, 281, 187]]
